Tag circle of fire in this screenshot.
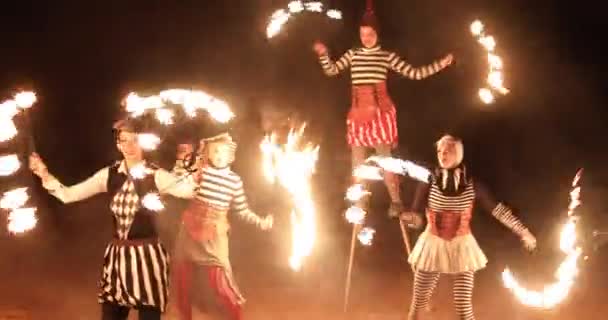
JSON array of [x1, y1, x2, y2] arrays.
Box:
[[502, 169, 583, 309], [266, 1, 342, 38], [0, 91, 39, 234]]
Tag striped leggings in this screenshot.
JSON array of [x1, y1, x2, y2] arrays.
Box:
[[408, 270, 475, 320]]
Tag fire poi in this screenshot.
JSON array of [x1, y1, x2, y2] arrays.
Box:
[[470, 20, 509, 104], [0, 91, 38, 234], [502, 169, 583, 309], [266, 1, 342, 39], [260, 124, 318, 271]]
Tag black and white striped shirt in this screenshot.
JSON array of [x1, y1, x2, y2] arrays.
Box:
[[412, 168, 528, 236], [195, 166, 248, 214], [319, 46, 444, 85]]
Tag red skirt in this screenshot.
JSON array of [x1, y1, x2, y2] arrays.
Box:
[[346, 82, 398, 147]]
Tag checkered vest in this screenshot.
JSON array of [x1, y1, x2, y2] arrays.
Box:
[[107, 162, 160, 240]]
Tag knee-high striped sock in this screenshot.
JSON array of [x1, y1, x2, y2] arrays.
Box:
[[453, 271, 475, 320], [409, 271, 440, 319]]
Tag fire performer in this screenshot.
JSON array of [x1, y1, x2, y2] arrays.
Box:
[[171, 128, 273, 320], [313, 0, 454, 216], [400, 135, 537, 320], [28, 118, 197, 320]]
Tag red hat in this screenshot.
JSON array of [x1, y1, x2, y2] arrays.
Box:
[[360, 0, 379, 32]]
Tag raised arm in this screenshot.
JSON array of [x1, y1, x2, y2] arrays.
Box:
[[315, 42, 354, 77], [231, 179, 272, 230], [388, 52, 452, 80]]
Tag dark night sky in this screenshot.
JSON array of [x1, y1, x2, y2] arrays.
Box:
[[1, 0, 608, 270]]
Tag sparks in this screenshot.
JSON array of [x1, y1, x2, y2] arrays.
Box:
[[129, 163, 152, 179], [261, 125, 318, 271], [345, 206, 366, 225], [502, 169, 583, 309], [266, 1, 342, 38], [479, 88, 495, 104], [7, 207, 37, 234], [0, 118, 18, 142], [14, 91, 37, 109], [345, 184, 370, 202], [366, 156, 431, 183]]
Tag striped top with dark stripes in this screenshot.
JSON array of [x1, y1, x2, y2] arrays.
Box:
[[319, 46, 445, 85], [412, 168, 529, 236]]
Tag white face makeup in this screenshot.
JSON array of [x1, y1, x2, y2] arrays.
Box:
[[436, 138, 463, 169], [359, 26, 378, 48], [205, 140, 236, 169]]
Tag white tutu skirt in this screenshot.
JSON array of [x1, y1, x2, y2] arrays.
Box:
[[408, 231, 488, 274]]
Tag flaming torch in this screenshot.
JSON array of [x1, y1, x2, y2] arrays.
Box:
[[470, 20, 509, 104], [260, 125, 319, 271], [0, 91, 38, 234], [266, 1, 342, 38], [502, 169, 583, 309]]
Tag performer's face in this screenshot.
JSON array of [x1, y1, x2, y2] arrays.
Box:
[[116, 131, 143, 162], [206, 141, 235, 169], [359, 26, 378, 48], [437, 142, 460, 169]]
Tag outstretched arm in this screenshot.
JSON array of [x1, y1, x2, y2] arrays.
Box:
[[231, 180, 272, 229], [43, 168, 108, 204], [388, 52, 452, 80], [476, 182, 536, 249], [318, 49, 354, 77], [155, 169, 196, 199]]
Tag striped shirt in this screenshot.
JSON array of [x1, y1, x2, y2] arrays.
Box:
[[412, 168, 529, 236], [319, 46, 444, 85]]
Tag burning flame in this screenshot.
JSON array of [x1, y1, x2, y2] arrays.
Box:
[[7, 207, 37, 234], [345, 206, 366, 225], [260, 125, 318, 271], [357, 227, 375, 246], [345, 184, 370, 202], [470, 20, 509, 104], [137, 133, 161, 151], [1, 187, 29, 210], [0, 91, 39, 234], [266, 1, 342, 38], [365, 156, 431, 183], [0, 154, 21, 176], [129, 163, 153, 180], [125, 89, 234, 124], [502, 169, 583, 309], [142, 193, 165, 211]]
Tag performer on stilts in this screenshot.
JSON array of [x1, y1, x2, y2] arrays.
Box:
[[400, 135, 537, 320], [28, 118, 197, 320], [171, 126, 273, 320], [313, 0, 454, 216]]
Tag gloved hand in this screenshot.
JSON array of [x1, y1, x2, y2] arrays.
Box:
[[521, 229, 537, 252]]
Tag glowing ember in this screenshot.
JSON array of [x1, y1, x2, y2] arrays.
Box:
[[479, 88, 495, 104], [345, 184, 370, 202], [0, 118, 18, 142], [0, 154, 21, 176], [14, 91, 37, 109], [7, 207, 37, 234], [266, 0, 342, 38], [129, 163, 153, 179], [137, 133, 161, 151], [502, 169, 583, 309], [0, 187, 29, 210], [357, 227, 375, 246], [155, 108, 174, 125], [141, 193, 164, 211], [345, 206, 366, 225], [470, 20, 509, 103], [260, 125, 318, 271]]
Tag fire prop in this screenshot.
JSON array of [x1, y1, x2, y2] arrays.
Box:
[[122, 89, 234, 211], [502, 169, 583, 309], [266, 1, 342, 38], [260, 125, 319, 271], [0, 91, 38, 234], [470, 20, 509, 104]]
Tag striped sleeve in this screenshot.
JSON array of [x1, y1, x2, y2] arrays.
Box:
[[230, 177, 264, 227], [319, 49, 354, 76], [475, 182, 529, 236], [388, 52, 444, 80]]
